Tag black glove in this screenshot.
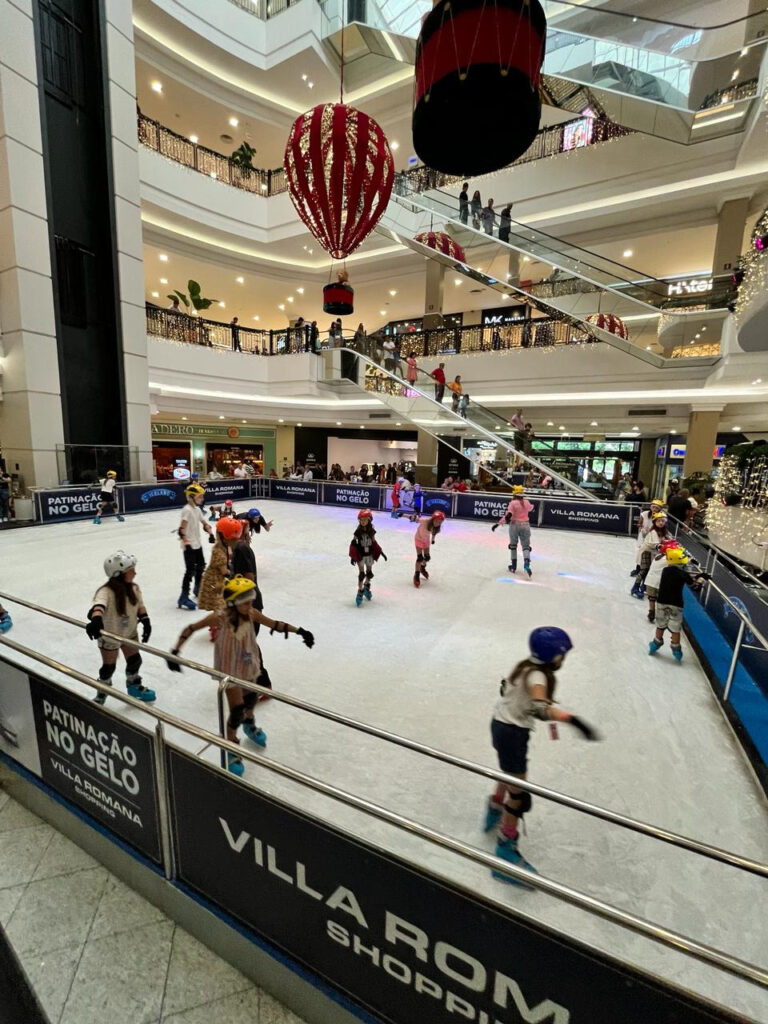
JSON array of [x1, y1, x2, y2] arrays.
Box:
[[491, 522, 499, 532], [569, 715, 599, 741], [139, 614, 151, 644], [350, 558, 357, 565], [166, 648, 183, 672], [297, 628, 314, 649], [208, 533, 215, 544], [380, 552, 388, 561], [86, 617, 103, 641]]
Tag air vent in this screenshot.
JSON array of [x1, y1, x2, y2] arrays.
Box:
[[368, 412, 392, 419], [627, 408, 667, 417]]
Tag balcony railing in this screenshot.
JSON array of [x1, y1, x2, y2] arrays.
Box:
[[226, 0, 301, 18]]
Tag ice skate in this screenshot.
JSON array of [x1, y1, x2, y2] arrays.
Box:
[[508, 562, 517, 573], [483, 799, 503, 832], [524, 560, 532, 578], [0, 611, 12, 633], [648, 638, 663, 655], [363, 583, 372, 601], [242, 721, 267, 747], [127, 679, 156, 702], [671, 645, 683, 662], [92, 516, 101, 525], [226, 751, 244, 776], [419, 567, 429, 580], [177, 594, 196, 610], [492, 837, 538, 888], [630, 567, 640, 577], [93, 680, 111, 705], [413, 572, 421, 588], [630, 582, 645, 599], [116, 514, 125, 522], [355, 590, 364, 607]]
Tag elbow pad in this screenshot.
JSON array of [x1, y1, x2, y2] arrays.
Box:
[[531, 700, 550, 721]]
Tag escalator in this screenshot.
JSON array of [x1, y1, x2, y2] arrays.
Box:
[[323, 343, 601, 500]]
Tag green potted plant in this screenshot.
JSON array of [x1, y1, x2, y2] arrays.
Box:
[[167, 280, 219, 312], [231, 141, 256, 169]]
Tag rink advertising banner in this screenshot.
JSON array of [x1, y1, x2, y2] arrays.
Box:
[[269, 480, 319, 503], [420, 489, 453, 517], [202, 479, 252, 503], [0, 656, 42, 777], [120, 482, 186, 513], [322, 484, 381, 509], [27, 674, 162, 863], [167, 748, 746, 1024], [35, 487, 102, 523], [541, 500, 631, 534], [454, 493, 538, 523], [706, 562, 768, 698]]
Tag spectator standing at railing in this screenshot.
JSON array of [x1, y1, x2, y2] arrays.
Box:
[[295, 316, 306, 351], [459, 182, 469, 224], [230, 316, 241, 353], [382, 336, 395, 370], [481, 199, 496, 236], [168, 296, 181, 311], [309, 320, 319, 353], [354, 322, 366, 350], [499, 204, 513, 243], [430, 361, 446, 402], [0, 468, 11, 522]]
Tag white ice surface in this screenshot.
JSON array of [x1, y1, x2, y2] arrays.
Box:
[[0, 504, 767, 1021]]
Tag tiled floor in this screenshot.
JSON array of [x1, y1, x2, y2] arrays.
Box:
[[0, 789, 308, 1024]]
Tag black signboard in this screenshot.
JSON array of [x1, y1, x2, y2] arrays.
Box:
[[120, 481, 186, 513], [541, 500, 631, 534], [455, 493, 539, 524], [36, 486, 102, 524], [168, 749, 744, 1024], [706, 561, 768, 699], [269, 480, 318, 503], [28, 674, 161, 863], [323, 484, 381, 509], [203, 479, 252, 503], [421, 489, 453, 517]]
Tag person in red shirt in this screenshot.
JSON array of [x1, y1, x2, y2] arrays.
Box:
[[430, 362, 446, 402]]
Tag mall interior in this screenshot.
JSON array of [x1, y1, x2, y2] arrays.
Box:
[[0, 1, 767, 1022]]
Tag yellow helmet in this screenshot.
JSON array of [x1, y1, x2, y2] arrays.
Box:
[[106, 470, 117, 478], [222, 575, 256, 606], [185, 483, 205, 499], [652, 511, 667, 522], [512, 485, 524, 495], [666, 548, 689, 565], [650, 499, 664, 508]]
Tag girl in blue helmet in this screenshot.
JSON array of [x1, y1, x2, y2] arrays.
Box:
[[484, 626, 598, 885]]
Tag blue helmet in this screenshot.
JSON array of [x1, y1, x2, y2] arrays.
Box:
[[529, 627, 572, 664], [246, 508, 261, 520]]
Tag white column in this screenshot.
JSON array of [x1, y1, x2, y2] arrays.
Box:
[[0, 0, 65, 488], [104, 0, 153, 480]]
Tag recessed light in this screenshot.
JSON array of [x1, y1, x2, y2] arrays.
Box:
[[297, 422, 303, 427], [389, 289, 397, 296], [182, 416, 187, 421], [380, 310, 387, 316], [396, 422, 402, 426], [159, 253, 168, 262], [261, 184, 268, 192], [278, 418, 284, 423], [632, 426, 640, 431], [558, 425, 566, 430], [590, 420, 598, 426], [670, 430, 677, 435], [336, 421, 342, 426], [308, 81, 314, 88], [219, 415, 225, 420], [701, 326, 707, 332], [301, 74, 308, 81], [150, 80, 163, 93], [501, 294, 509, 299], [359, 425, 365, 429], [242, 419, 247, 424], [297, 287, 304, 294], [252, 315, 260, 321], [160, 277, 168, 285], [695, 333, 701, 339], [454, 278, 462, 285], [732, 425, 741, 431], [391, 141, 399, 151], [646, 346, 652, 350], [754, 378, 762, 384], [229, 116, 239, 127], [278, 304, 285, 311], [236, 276, 244, 284], [523, 256, 530, 263], [287, 296, 294, 303], [218, 301, 225, 308], [547, 421, 554, 426], [151, 291, 159, 298], [741, 47, 749, 57], [623, 249, 633, 258], [189, 134, 198, 144]]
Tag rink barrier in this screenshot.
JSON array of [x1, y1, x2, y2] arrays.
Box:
[[0, 636, 766, 1024], [2, 589, 765, 882]]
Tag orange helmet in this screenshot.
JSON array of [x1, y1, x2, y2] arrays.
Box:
[[357, 509, 373, 521], [431, 510, 446, 523], [216, 517, 243, 541]]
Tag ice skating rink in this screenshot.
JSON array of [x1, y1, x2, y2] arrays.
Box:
[[1, 502, 767, 1019]]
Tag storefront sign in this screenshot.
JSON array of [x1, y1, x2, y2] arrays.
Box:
[[20, 672, 161, 862], [666, 277, 713, 297], [481, 306, 528, 326], [152, 423, 275, 441], [168, 748, 739, 1024], [663, 444, 724, 461], [35, 487, 101, 523], [541, 500, 631, 534], [270, 480, 318, 503], [121, 482, 186, 513], [323, 484, 380, 508]]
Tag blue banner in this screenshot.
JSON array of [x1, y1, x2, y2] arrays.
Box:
[[455, 493, 539, 523], [541, 500, 631, 534], [203, 479, 252, 503], [322, 483, 381, 509], [421, 489, 453, 517], [120, 482, 186, 513], [270, 479, 319, 503], [36, 486, 102, 523]]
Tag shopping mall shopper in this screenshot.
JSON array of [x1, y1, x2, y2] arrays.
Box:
[[448, 374, 463, 413], [93, 470, 124, 525], [0, 468, 11, 522], [86, 551, 155, 705], [198, 517, 242, 640], [177, 483, 212, 610], [492, 485, 534, 576], [349, 509, 387, 606], [458, 182, 469, 224], [470, 190, 482, 228], [167, 576, 314, 775], [480, 198, 496, 235], [430, 362, 446, 402], [413, 510, 445, 588], [484, 627, 598, 885], [649, 548, 707, 661]]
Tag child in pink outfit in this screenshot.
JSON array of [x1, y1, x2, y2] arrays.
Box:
[[492, 486, 534, 576], [413, 511, 445, 587]]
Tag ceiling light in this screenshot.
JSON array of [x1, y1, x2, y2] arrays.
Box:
[[159, 253, 168, 262], [590, 420, 598, 426], [731, 70, 739, 81], [287, 296, 294, 302], [219, 415, 225, 420], [191, 309, 198, 316], [670, 430, 677, 435], [297, 287, 304, 294], [753, 378, 762, 384], [301, 74, 308, 81], [695, 333, 701, 339], [278, 304, 285, 310], [732, 425, 741, 431], [297, 422, 303, 427], [261, 184, 268, 192], [454, 278, 462, 285], [210, 171, 217, 179], [396, 422, 402, 426], [252, 315, 260, 321], [189, 134, 198, 144], [278, 418, 284, 423], [740, 47, 749, 57], [218, 301, 225, 308], [229, 116, 239, 127], [150, 80, 162, 93], [523, 257, 530, 263], [546, 421, 554, 427], [632, 425, 639, 431], [646, 346, 652, 351], [391, 141, 399, 151], [242, 419, 247, 424], [623, 249, 633, 258], [308, 81, 314, 88], [151, 291, 159, 298], [336, 421, 342, 425], [701, 326, 707, 332], [502, 294, 509, 299], [160, 277, 168, 285], [182, 416, 187, 421], [559, 425, 566, 431], [236, 276, 244, 284], [380, 310, 387, 316], [389, 289, 397, 296], [359, 425, 364, 429]]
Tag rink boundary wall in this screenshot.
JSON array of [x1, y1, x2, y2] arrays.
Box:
[[0, 651, 755, 1024]]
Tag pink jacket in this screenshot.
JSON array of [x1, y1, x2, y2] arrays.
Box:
[[502, 498, 533, 524]]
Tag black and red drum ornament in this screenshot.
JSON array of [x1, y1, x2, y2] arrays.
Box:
[[413, 0, 546, 177], [323, 271, 355, 315], [413, 231, 466, 263], [585, 313, 629, 340], [284, 103, 395, 260]]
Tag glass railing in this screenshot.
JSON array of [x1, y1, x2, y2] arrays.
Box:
[[226, 0, 301, 19]]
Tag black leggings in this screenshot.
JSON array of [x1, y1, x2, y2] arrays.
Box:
[[182, 547, 205, 597]]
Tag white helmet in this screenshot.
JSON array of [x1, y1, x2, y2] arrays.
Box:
[[104, 550, 137, 579]]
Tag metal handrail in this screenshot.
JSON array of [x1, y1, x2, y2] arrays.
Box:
[[672, 515, 768, 594], [1, 590, 766, 880], [0, 631, 766, 989], [704, 577, 768, 656]]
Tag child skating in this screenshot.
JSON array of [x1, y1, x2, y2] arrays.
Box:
[[93, 470, 124, 525], [631, 510, 671, 599], [631, 499, 664, 577], [492, 485, 534, 576], [390, 479, 402, 519], [649, 548, 707, 661], [177, 483, 213, 609], [85, 551, 155, 705], [484, 627, 598, 885], [349, 509, 387, 606], [198, 517, 243, 640], [413, 510, 445, 587], [167, 576, 315, 776], [643, 538, 681, 623]]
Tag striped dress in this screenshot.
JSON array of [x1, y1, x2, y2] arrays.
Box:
[[213, 616, 262, 684]]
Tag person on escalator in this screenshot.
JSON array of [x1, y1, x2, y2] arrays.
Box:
[[470, 190, 482, 229], [406, 352, 418, 385], [459, 182, 469, 224], [430, 362, 446, 402], [459, 392, 469, 418], [481, 198, 496, 236], [447, 374, 463, 413], [499, 204, 513, 243]]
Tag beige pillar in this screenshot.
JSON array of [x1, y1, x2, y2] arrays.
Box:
[[423, 261, 445, 328], [683, 409, 721, 477], [507, 250, 521, 286], [712, 198, 750, 276], [275, 425, 295, 472]]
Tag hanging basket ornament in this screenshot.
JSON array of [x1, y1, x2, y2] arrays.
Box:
[[413, 231, 466, 263], [586, 312, 629, 340], [323, 269, 355, 315], [413, 0, 547, 177], [284, 104, 395, 261]]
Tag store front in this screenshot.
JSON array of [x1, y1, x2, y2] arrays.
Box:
[[151, 422, 277, 479], [530, 437, 640, 493], [653, 437, 726, 495], [152, 441, 193, 482]]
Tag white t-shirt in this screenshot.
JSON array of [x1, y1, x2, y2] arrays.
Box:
[[303, 469, 313, 481], [645, 552, 669, 591], [180, 504, 205, 549], [233, 466, 247, 478], [493, 666, 549, 730], [101, 477, 116, 495], [92, 583, 143, 639]]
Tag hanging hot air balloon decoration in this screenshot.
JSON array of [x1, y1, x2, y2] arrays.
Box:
[[413, 0, 547, 177], [323, 269, 355, 315], [413, 231, 466, 263]]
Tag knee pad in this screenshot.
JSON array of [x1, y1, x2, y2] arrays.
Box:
[[504, 790, 532, 817], [228, 703, 246, 730], [364, 569, 373, 580], [125, 653, 142, 676], [243, 689, 259, 711], [258, 666, 273, 691], [358, 571, 365, 583], [423, 551, 431, 563], [98, 663, 116, 681]]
